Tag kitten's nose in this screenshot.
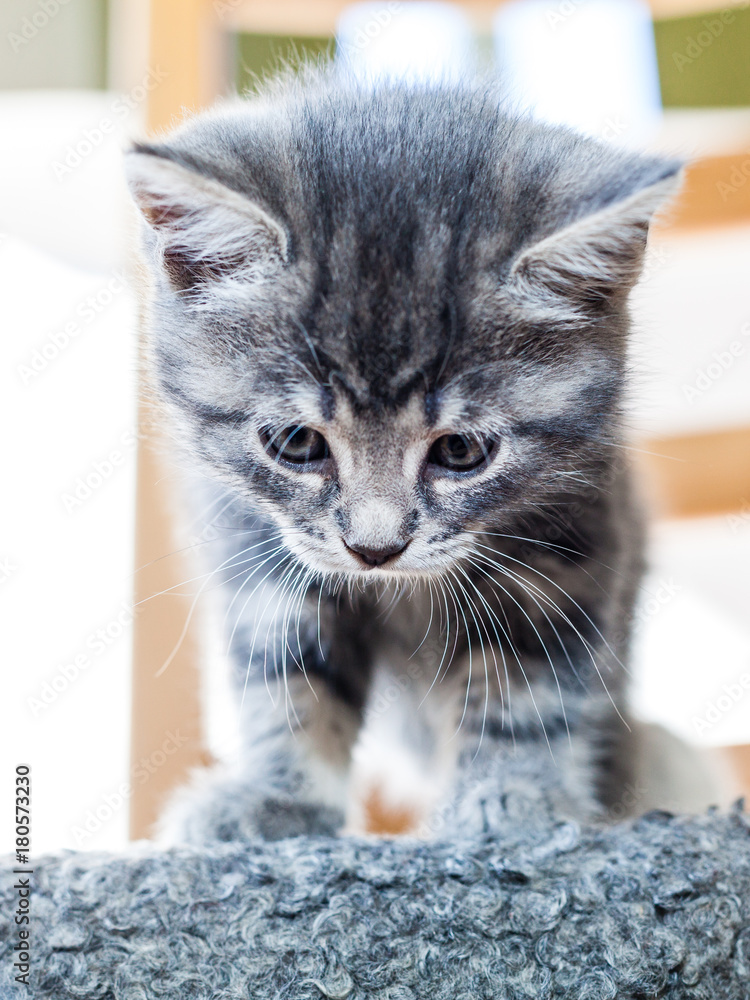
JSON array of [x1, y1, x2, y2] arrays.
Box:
[[344, 540, 410, 567]]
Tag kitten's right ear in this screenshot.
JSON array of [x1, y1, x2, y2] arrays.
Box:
[[125, 146, 288, 291], [503, 166, 682, 325]]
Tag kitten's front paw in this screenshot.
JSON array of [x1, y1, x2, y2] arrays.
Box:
[[427, 766, 599, 840], [156, 764, 344, 844], [427, 784, 553, 840], [249, 797, 344, 841]]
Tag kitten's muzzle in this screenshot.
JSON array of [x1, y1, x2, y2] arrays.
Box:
[[343, 539, 411, 568]]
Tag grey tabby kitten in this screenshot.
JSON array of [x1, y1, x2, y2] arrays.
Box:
[[126, 70, 680, 842]]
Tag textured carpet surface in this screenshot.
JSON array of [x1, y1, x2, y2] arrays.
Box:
[[1, 808, 749, 999]]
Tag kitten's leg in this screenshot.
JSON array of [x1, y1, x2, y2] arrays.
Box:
[[175, 679, 364, 843], [428, 516, 638, 838], [427, 662, 620, 838], [166, 597, 371, 843]]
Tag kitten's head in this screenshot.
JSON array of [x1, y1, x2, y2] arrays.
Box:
[[127, 74, 680, 579]]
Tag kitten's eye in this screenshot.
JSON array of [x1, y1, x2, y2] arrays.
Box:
[[263, 426, 329, 465], [428, 434, 493, 472]]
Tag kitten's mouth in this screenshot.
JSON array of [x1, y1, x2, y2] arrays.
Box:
[[282, 529, 458, 579]]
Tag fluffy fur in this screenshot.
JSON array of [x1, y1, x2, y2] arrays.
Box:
[[126, 69, 682, 842]]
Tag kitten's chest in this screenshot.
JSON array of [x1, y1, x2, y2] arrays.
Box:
[[356, 585, 467, 682]]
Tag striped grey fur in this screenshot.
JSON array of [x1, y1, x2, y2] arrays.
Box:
[[126, 69, 681, 841]]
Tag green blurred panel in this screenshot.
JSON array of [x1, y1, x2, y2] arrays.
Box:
[[0, 0, 107, 90], [235, 34, 335, 94], [654, 7, 750, 107]]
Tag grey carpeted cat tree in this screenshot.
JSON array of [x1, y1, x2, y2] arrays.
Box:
[[2, 804, 749, 999]]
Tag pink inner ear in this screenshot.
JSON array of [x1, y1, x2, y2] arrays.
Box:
[[149, 200, 285, 292], [127, 152, 290, 296], [143, 199, 190, 230], [162, 241, 259, 291], [133, 183, 196, 231]]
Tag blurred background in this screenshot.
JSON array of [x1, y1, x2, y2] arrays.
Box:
[[1, 0, 749, 854]]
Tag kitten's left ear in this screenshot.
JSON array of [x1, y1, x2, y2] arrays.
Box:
[[506, 164, 683, 321], [125, 145, 288, 291]]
